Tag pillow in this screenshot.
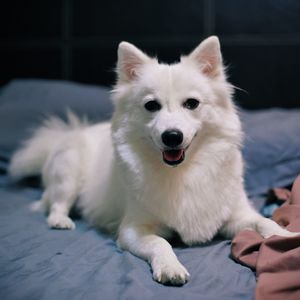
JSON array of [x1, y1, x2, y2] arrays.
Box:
[[240, 109, 300, 197], [0, 79, 113, 156]]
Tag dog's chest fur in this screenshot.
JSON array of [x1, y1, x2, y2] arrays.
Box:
[[130, 159, 236, 245]]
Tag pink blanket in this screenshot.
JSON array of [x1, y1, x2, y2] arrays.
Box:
[[232, 176, 300, 300]]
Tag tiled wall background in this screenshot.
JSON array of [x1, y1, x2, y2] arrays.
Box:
[[1, 0, 300, 109]]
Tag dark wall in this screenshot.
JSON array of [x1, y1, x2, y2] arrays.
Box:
[[1, 0, 300, 109]]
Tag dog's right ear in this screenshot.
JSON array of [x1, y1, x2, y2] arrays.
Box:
[[117, 42, 151, 82]]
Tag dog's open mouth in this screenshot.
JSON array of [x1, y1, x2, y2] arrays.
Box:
[[162, 149, 185, 166]]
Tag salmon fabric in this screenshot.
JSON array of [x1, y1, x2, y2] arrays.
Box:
[[231, 176, 300, 300]]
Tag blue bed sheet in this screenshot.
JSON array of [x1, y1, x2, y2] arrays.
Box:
[[0, 184, 255, 300]]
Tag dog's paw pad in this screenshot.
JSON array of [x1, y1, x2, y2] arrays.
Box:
[[47, 214, 75, 230], [152, 261, 190, 286]]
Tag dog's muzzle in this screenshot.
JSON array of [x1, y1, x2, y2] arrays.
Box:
[[161, 129, 185, 166]]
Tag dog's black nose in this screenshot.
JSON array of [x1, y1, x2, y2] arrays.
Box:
[[161, 130, 183, 148]]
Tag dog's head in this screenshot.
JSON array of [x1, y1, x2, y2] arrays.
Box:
[[112, 36, 241, 168]]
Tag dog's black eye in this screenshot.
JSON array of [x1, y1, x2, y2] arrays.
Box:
[[144, 100, 161, 112], [183, 98, 200, 110]]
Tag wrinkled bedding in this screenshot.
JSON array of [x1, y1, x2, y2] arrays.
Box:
[[232, 176, 300, 300], [1, 79, 300, 300]]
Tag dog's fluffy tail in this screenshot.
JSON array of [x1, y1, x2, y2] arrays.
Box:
[[9, 111, 85, 180]]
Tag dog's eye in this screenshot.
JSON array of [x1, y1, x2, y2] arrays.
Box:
[[144, 100, 162, 112], [183, 98, 200, 110]]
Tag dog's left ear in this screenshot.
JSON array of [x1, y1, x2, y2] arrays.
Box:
[[117, 42, 151, 82], [188, 36, 223, 78]]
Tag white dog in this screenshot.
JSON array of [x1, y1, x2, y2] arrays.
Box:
[[9, 36, 298, 285]]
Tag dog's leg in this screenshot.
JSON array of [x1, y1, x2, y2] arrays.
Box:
[[117, 223, 190, 285], [43, 148, 81, 230], [221, 196, 299, 239]]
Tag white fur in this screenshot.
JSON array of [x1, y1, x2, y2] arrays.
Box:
[[9, 36, 299, 285]]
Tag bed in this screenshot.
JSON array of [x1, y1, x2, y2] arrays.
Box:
[[1, 79, 300, 300]]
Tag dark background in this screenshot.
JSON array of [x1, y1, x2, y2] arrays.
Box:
[[1, 0, 300, 109]]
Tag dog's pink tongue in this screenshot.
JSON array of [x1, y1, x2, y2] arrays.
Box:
[[163, 149, 184, 162]]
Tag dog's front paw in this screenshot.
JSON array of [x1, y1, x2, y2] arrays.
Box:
[[152, 257, 190, 286], [47, 214, 75, 230], [267, 228, 300, 239], [258, 218, 300, 238]]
